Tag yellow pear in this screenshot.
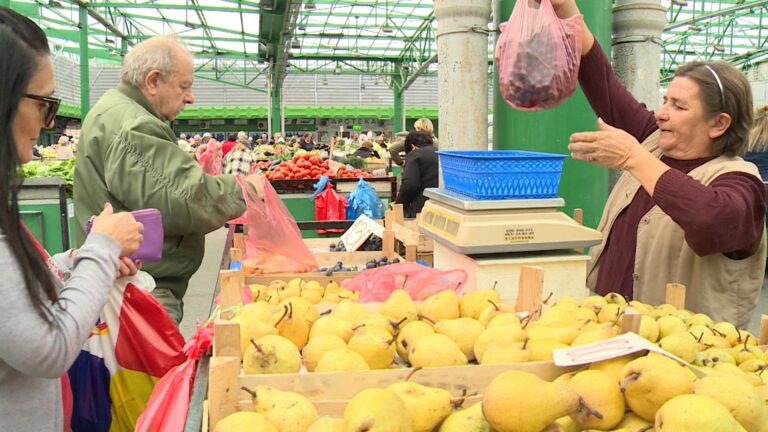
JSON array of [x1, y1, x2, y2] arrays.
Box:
[[478, 300, 516, 327], [542, 415, 579, 432], [570, 307, 599, 323], [354, 313, 401, 336], [588, 354, 640, 386], [213, 411, 277, 432], [396, 321, 435, 362], [387, 380, 453, 432], [244, 386, 318, 432], [348, 329, 396, 369], [569, 370, 625, 430], [628, 300, 652, 315], [655, 394, 746, 432], [597, 303, 624, 324], [654, 303, 678, 317], [526, 324, 579, 345], [309, 315, 355, 342], [265, 290, 280, 305], [236, 300, 272, 322], [332, 300, 366, 322], [528, 339, 569, 362], [437, 402, 491, 432], [302, 335, 347, 372], [459, 285, 501, 320], [248, 284, 268, 302], [614, 412, 653, 432], [303, 279, 324, 295], [409, 333, 467, 367], [434, 317, 485, 361], [538, 308, 579, 328], [381, 289, 419, 325], [658, 332, 698, 363], [604, 291, 628, 307], [481, 341, 531, 364], [473, 325, 526, 362], [243, 334, 301, 374], [325, 280, 342, 295], [656, 315, 688, 339], [637, 315, 660, 342], [731, 336, 767, 363], [314, 348, 370, 372], [482, 370, 579, 432], [278, 278, 303, 301], [272, 303, 310, 350], [301, 289, 323, 304], [344, 388, 413, 432], [231, 313, 278, 357], [687, 312, 714, 327], [621, 354, 695, 421], [694, 347, 736, 368], [571, 323, 616, 347], [307, 417, 345, 432], [581, 295, 608, 314], [694, 375, 768, 432], [487, 313, 522, 329], [279, 296, 320, 324], [419, 290, 460, 322], [727, 329, 758, 347]]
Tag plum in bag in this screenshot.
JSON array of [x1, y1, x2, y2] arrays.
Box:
[[496, 0, 584, 110]]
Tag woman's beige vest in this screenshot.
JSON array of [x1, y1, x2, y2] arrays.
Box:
[[586, 131, 766, 328]]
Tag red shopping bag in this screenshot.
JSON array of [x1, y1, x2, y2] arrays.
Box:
[[196, 140, 222, 175], [236, 176, 318, 274], [314, 183, 348, 234], [135, 325, 213, 432], [495, 0, 583, 110]]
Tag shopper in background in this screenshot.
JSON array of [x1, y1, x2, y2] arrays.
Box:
[[414, 117, 439, 147], [389, 130, 410, 166], [223, 143, 256, 176], [554, 0, 765, 328], [744, 104, 768, 183], [55, 135, 74, 159], [221, 132, 238, 157], [0, 8, 144, 431], [74, 35, 262, 324], [299, 132, 315, 151], [177, 133, 191, 152], [351, 140, 379, 159], [395, 131, 439, 218], [191, 134, 202, 149]]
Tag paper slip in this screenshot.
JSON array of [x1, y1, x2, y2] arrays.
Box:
[[340, 215, 385, 252]]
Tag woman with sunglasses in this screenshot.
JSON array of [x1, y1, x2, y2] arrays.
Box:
[[550, 0, 765, 329], [0, 8, 144, 431]]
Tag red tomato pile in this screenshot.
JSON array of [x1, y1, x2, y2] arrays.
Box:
[[264, 153, 373, 180]]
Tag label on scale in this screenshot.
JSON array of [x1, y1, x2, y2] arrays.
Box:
[[505, 227, 535, 243], [340, 215, 384, 251]]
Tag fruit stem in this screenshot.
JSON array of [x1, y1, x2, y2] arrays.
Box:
[[450, 391, 477, 409], [240, 386, 257, 399], [319, 309, 332, 316], [249, 339, 263, 353], [578, 397, 604, 420], [417, 314, 436, 325], [542, 291, 554, 305], [620, 372, 640, 393], [637, 425, 655, 432], [487, 299, 500, 311], [274, 305, 289, 327], [711, 327, 725, 337], [392, 316, 408, 330], [492, 281, 498, 291], [690, 331, 703, 343], [352, 324, 366, 331], [520, 315, 533, 330], [744, 334, 750, 350], [522, 338, 529, 350], [404, 366, 423, 382]]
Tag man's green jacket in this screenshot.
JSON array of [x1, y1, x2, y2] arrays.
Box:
[[74, 82, 246, 299]]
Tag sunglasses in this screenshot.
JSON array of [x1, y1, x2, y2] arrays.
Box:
[[24, 94, 61, 127]]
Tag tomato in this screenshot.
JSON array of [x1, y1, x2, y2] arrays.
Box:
[[272, 173, 285, 180]]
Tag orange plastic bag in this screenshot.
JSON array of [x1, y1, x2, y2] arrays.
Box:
[[342, 262, 468, 302], [495, 0, 583, 110], [237, 176, 318, 274]]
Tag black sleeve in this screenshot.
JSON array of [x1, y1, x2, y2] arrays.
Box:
[[396, 152, 421, 205]]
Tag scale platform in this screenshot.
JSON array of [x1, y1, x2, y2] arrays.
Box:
[[418, 188, 602, 255]]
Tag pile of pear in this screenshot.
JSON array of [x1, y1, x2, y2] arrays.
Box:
[[248, 278, 358, 306]]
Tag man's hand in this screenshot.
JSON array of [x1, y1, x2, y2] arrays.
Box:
[[549, 0, 580, 19], [245, 173, 266, 198]]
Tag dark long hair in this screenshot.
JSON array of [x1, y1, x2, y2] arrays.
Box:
[[0, 8, 58, 322]]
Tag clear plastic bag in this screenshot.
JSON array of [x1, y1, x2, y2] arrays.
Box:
[[196, 140, 222, 175], [346, 179, 384, 220], [342, 262, 468, 302], [236, 176, 318, 274], [495, 0, 584, 110]]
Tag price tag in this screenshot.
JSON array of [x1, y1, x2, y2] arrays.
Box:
[[328, 159, 342, 174], [552, 332, 706, 377], [340, 215, 384, 251]]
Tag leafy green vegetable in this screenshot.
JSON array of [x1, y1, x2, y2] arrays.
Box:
[[19, 158, 76, 196]]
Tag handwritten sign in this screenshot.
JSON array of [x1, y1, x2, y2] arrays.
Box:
[[553, 332, 705, 377], [328, 160, 342, 174], [340, 215, 385, 252]]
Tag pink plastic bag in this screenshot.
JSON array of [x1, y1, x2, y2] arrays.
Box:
[[196, 140, 222, 175], [236, 176, 318, 274], [342, 262, 468, 302], [495, 0, 584, 110], [135, 325, 213, 432]]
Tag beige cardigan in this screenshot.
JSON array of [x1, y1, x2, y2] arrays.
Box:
[[586, 131, 766, 328]]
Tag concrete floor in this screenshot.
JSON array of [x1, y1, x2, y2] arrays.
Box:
[[178, 228, 768, 339]]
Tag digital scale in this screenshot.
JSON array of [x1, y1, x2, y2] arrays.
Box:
[[418, 188, 602, 254]]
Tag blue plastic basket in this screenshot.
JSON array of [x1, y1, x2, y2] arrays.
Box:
[[437, 150, 566, 199]]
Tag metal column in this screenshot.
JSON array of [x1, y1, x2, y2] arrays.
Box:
[[392, 63, 405, 134], [79, 5, 90, 118], [269, 64, 282, 136]]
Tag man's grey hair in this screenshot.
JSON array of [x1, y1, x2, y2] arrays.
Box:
[[121, 36, 191, 88]]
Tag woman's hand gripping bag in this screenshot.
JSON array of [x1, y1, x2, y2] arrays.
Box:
[[496, 0, 584, 110]]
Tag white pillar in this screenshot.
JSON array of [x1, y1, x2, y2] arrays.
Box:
[[434, 0, 492, 151], [612, 0, 667, 110]]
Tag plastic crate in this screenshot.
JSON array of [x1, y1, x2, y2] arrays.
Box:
[[437, 150, 566, 199]]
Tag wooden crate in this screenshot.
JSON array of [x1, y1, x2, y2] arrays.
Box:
[[388, 204, 433, 266]]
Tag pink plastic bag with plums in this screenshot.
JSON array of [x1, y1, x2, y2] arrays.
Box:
[[495, 0, 583, 110], [343, 262, 468, 302]]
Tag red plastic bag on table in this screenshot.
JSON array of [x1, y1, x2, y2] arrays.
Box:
[[196, 140, 222, 175], [236, 175, 318, 274], [495, 0, 583, 110], [314, 182, 348, 234], [342, 262, 468, 302]]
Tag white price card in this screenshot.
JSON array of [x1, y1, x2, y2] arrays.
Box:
[[552, 332, 705, 377], [328, 159, 342, 174], [340, 215, 385, 252]]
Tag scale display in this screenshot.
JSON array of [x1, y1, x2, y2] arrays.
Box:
[[418, 189, 602, 255]]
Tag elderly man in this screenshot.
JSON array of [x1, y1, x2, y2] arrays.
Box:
[[74, 36, 257, 324]]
